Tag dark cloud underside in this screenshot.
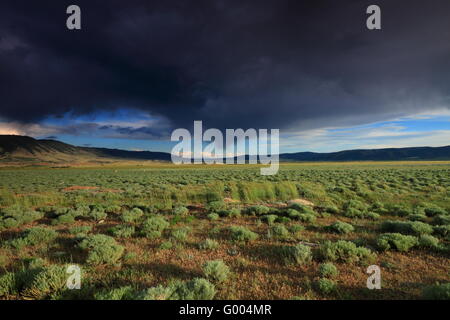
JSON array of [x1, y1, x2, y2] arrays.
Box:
[[1, 0, 450, 133]]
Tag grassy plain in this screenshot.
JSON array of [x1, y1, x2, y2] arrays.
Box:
[[0, 161, 449, 300]]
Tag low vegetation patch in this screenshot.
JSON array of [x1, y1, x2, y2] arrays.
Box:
[[376, 233, 418, 252], [78, 234, 124, 265], [202, 260, 231, 283], [229, 226, 258, 242], [278, 244, 312, 266], [326, 221, 355, 234], [316, 240, 376, 264]]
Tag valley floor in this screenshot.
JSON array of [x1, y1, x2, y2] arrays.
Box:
[[0, 162, 449, 300]]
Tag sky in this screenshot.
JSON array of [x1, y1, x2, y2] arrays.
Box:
[[0, 0, 450, 153]]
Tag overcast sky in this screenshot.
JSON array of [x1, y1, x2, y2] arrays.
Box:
[[1, 0, 450, 152]]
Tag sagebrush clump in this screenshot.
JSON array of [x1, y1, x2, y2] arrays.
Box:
[[108, 224, 135, 238], [326, 221, 354, 234], [22, 265, 67, 299], [319, 263, 339, 278], [278, 244, 312, 265], [121, 208, 143, 223], [315, 278, 337, 295], [141, 216, 170, 239], [376, 233, 418, 252], [198, 239, 219, 250], [380, 220, 433, 236], [78, 234, 124, 265], [316, 240, 376, 264], [9, 227, 58, 249], [377, 233, 418, 252], [269, 224, 290, 239], [202, 260, 231, 283], [229, 226, 258, 242]]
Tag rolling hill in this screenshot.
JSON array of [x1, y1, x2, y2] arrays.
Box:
[[1, 135, 450, 165], [0, 135, 171, 164]]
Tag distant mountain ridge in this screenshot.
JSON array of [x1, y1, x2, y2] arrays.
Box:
[[1, 135, 450, 163], [279, 146, 450, 161]]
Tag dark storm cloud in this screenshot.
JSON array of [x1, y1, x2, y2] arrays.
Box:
[[1, 0, 450, 134]]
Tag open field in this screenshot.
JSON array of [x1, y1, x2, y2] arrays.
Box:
[[0, 162, 449, 300]]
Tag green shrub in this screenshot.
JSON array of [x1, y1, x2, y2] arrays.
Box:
[[343, 208, 365, 218], [387, 204, 412, 217], [319, 263, 339, 278], [172, 206, 189, 216], [22, 265, 67, 299], [380, 220, 433, 236], [326, 221, 354, 234], [424, 206, 447, 217], [25, 257, 47, 269], [366, 212, 380, 220], [88, 209, 107, 221], [408, 214, 428, 222], [297, 213, 316, 223], [315, 278, 337, 295], [78, 234, 124, 265], [433, 215, 450, 226], [202, 260, 231, 283], [219, 208, 241, 218], [121, 208, 143, 223], [343, 200, 367, 218], [0, 206, 44, 230], [287, 206, 316, 223], [0, 272, 16, 297], [159, 241, 173, 250], [433, 225, 450, 239], [10, 227, 58, 249], [324, 205, 339, 214], [288, 203, 315, 215], [229, 226, 258, 242], [140, 284, 175, 300], [68, 225, 92, 235], [276, 216, 291, 224], [261, 214, 278, 225], [289, 224, 305, 235], [105, 205, 122, 214], [418, 234, 440, 249], [205, 201, 225, 213], [269, 224, 290, 239], [198, 239, 219, 250], [171, 227, 190, 242], [278, 244, 312, 265], [141, 216, 169, 238], [207, 213, 220, 221], [287, 209, 301, 219], [74, 204, 91, 216], [27, 227, 58, 244], [94, 286, 136, 300], [422, 283, 450, 300], [51, 213, 75, 225], [245, 205, 270, 216], [317, 240, 376, 264], [171, 278, 216, 300], [109, 225, 135, 238], [376, 233, 418, 252]]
